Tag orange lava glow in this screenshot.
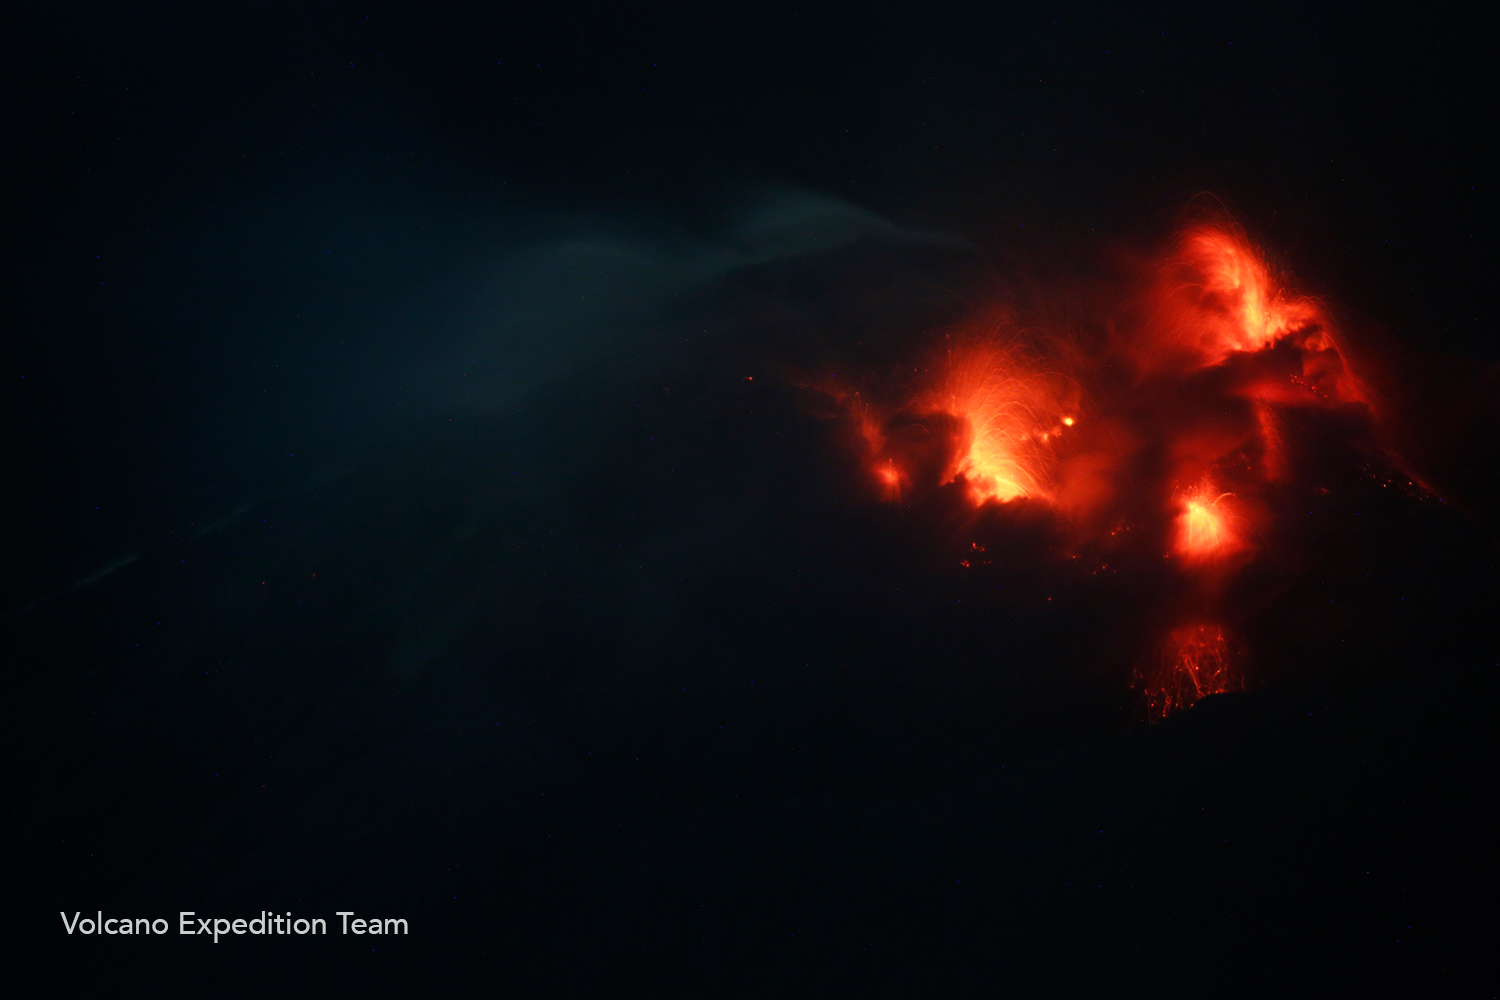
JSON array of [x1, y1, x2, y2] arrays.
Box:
[[874, 458, 905, 500], [1139, 223, 1356, 386], [1140, 623, 1244, 720], [1173, 485, 1243, 562], [830, 210, 1397, 719], [921, 343, 1078, 504]]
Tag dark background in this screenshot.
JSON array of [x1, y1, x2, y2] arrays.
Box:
[[3, 2, 1495, 996]]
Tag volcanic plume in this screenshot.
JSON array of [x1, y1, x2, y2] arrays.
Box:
[[834, 211, 1409, 718]]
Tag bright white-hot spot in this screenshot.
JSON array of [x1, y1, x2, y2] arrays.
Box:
[[1174, 487, 1241, 561]]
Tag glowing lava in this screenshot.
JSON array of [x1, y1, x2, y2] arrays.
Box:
[[874, 458, 905, 500], [924, 343, 1077, 504], [831, 211, 1394, 719], [1141, 222, 1345, 376], [1140, 623, 1244, 720], [1173, 485, 1243, 563]]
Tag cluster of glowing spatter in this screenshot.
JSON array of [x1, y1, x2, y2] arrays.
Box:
[[1172, 482, 1246, 563], [1141, 226, 1318, 364], [924, 343, 1081, 504], [1138, 623, 1244, 720], [851, 339, 1081, 506], [1136, 222, 1369, 407], [833, 213, 1394, 719]]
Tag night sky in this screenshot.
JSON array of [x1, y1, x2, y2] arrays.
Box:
[[5, 3, 1496, 996]]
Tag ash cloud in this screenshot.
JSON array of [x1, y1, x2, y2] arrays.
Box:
[[28, 142, 955, 609]]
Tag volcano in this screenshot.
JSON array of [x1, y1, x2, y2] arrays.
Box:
[[7, 207, 1496, 997], [833, 213, 1429, 721], [5, 4, 1496, 995]]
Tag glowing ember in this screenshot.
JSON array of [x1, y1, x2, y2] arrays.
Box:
[[874, 459, 905, 500]]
